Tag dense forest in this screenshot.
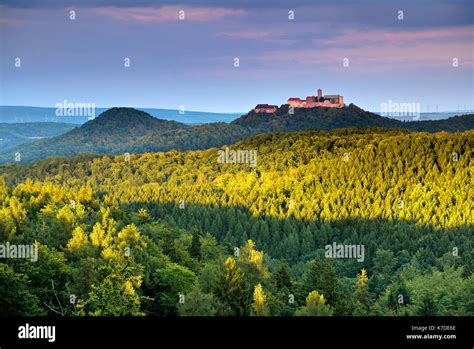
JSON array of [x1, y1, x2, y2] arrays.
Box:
[[0, 106, 472, 163], [0, 128, 472, 316]]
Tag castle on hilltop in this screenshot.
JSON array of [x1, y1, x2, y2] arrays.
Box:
[[254, 88, 344, 113]]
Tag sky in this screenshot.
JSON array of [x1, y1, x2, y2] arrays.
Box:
[[0, 0, 473, 113]]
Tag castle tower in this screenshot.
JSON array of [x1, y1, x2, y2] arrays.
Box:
[[317, 88, 322, 100]]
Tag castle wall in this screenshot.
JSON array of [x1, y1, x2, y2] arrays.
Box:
[[288, 99, 344, 108], [269, 89, 345, 111], [288, 99, 306, 108], [255, 106, 278, 113]]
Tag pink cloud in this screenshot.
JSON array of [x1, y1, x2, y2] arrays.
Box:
[[252, 42, 472, 69], [217, 30, 281, 40], [236, 25, 474, 71], [0, 18, 15, 25], [89, 6, 245, 23], [314, 26, 473, 46], [175, 23, 473, 80], [0, 6, 33, 26]]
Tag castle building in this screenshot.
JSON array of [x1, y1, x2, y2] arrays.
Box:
[[254, 88, 345, 113], [253, 104, 278, 113], [287, 88, 344, 108]]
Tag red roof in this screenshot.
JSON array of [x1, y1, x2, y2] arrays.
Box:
[[255, 104, 277, 109]]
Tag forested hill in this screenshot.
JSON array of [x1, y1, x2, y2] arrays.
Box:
[[0, 128, 471, 316], [232, 104, 401, 130], [232, 103, 474, 132], [69, 107, 185, 137], [0, 106, 473, 164], [402, 114, 474, 132], [0, 108, 253, 163]]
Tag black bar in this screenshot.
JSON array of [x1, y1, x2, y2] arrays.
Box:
[[0, 317, 471, 348]]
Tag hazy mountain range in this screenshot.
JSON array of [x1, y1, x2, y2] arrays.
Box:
[[0, 122, 77, 151], [1, 106, 471, 124], [0, 106, 241, 125]]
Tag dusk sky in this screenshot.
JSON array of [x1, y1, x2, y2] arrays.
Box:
[[0, 0, 473, 113]]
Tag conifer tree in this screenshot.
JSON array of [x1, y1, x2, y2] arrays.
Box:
[[252, 283, 268, 316], [295, 290, 333, 316]]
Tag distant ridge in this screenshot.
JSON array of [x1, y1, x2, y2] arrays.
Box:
[[0, 106, 241, 125], [0, 122, 77, 151], [1, 105, 469, 125]]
